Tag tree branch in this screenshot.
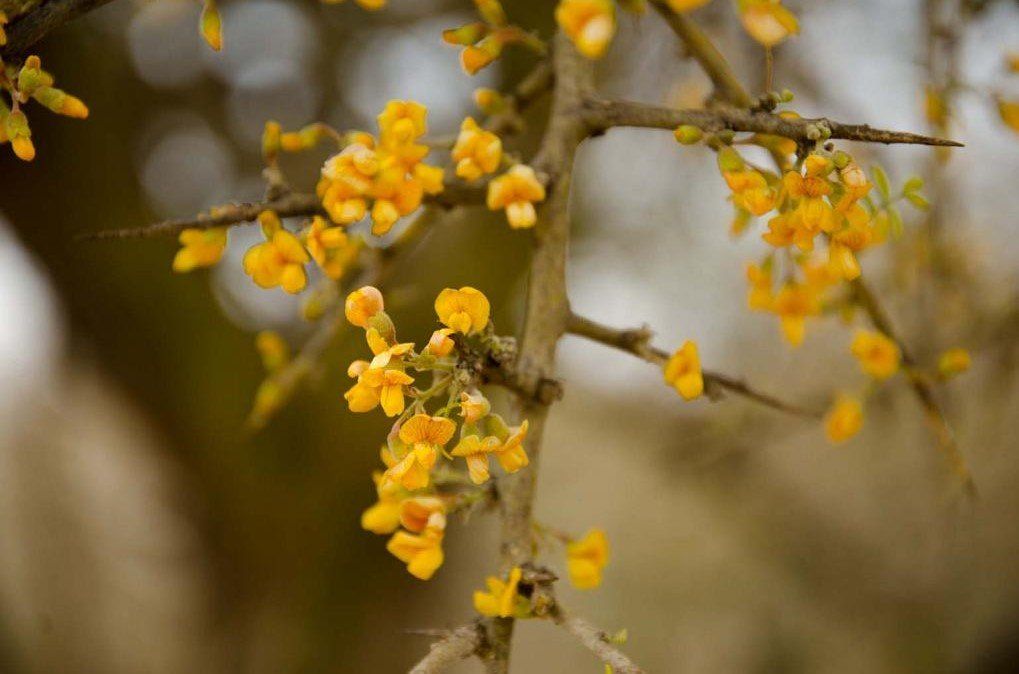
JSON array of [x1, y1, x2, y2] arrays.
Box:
[[566, 312, 823, 419], [550, 605, 644, 674], [648, 0, 753, 108], [582, 97, 964, 147], [407, 623, 483, 674], [850, 278, 976, 497], [1, 0, 117, 57]]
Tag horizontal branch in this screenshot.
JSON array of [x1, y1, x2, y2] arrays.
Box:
[[1, 0, 116, 57], [550, 605, 643, 674], [408, 623, 483, 674], [582, 97, 964, 147], [567, 312, 823, 419]]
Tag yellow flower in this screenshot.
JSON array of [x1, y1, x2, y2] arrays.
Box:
[[345, 366, 414, 416], [3, 108, 34, 161], [772, 282, 820, 346], [850, 330, 901, 380], [242, 212, 310, 293], [555, 0, 616, 60], [386, 527, 444, 580], [435, 286, 491, 335], [382, 415, 457, 490], [738, 0, 798, 48], [255, 330, 289, 372], [663, 341, 703, 400], [938, 347, 971, 378], [302, 215, 360, 280], [361, 471, 402, 535], [825, 395, 863, 444], [399, 496, 446, 533], [474, 566, 530, 618], [724, 169, 776, 217], [424, 328, 456, 357], [172, 227, 227, 273], [746, 263, 773, 311], [451, 434, 502, 484], [451, 417, 529, 484], [452, 116, 503, 181], [567, 529, 609, 590], [345, 285, 385, 328], [378, 100, 428, 145], [459, 389, 491, 424], [997, 98, 1019, 135], [487, 164, 546, 229], [667, 0, 712, 12]]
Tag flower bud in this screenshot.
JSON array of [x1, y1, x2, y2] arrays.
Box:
[[442, 22, 488, 46], [200, 0, 223, 51], [716, 146, 745, 173], [345, 286, 385, 328], [673, 124, 703, 145]]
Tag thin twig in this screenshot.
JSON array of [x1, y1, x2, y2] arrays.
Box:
[[851, 278, 976, 497], [407, 623, 483, 674], [582, 97, 965, 147], [566, 312, 823, 419], [550, 605, 644, 674]]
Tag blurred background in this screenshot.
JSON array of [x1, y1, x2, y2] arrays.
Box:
[[2, 0, 1019, 671]]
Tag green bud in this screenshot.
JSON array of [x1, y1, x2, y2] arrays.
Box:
[[673, 125, 703, 145]]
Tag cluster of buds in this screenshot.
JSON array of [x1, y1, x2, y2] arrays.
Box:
[[344, 285, 531, 579], [443, 0, 544, 75], [317, 100, 444, 236], [1, 55, 89, 161]]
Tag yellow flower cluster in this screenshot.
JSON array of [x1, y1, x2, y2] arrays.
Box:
[[451, 116, 503, 181], [1, 55, 89, 161], [347, 285, 531, 579], [317, 100, 444, 236], [487, 164, 546, 228]]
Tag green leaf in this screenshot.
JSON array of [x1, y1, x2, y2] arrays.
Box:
[[902, 176, 924, 194], [871, 165, 891, 201], [905, 192, 930, 210], [888, 206, 904, 239]]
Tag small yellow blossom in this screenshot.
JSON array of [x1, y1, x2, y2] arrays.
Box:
[[387, 526, 444, 580], [382, 415, 456, 490], [746, 262, 773, 310], [451, 433, 502, 484], [772, 283, 820, 346], [452, 116, 503, 181], [474, 566, 530, 618], [567, 528, 609, 590], [255, 330, 289, 372], [424, 328, 456, 357], [345, 285, 385, 328], [850, 330, 901, 380], [4, 109, 34, 161], [378, 100, 427, 144], [738, 0, 799, 48], [663, 341, 703, 400], [172, 227, 227, 273], [556, 0, 616, 60], [460, 389, 491, 424], [938, 347, 971, 379], [435, 286, 491, 335], [825, 395, 863, 444], [345, 366, 414, 416], [302, 215, 359, 280], [487, 164, 546, 228], [399, 496, 446, 533], [452, 418, 529, 484], [243, 211, 310, 293], [361, 471, 402, 535], [997, 98, 1019, 135]]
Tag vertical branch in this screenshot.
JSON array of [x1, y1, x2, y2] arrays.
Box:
[[482, 33, 594, 673]]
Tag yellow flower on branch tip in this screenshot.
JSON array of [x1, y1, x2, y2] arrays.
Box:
[[850, 330, 901, 380], [555, 0, 616, 60], [663, 341, 703, 400], [667, 0, 712, 12], [361, 471, 402, 535], [567, 528, 609, 590], [474, 566, 530, 618], [452, 117, 503, 181], [172, 227, 227, 272], [938, 347, 971, 378], [387, 527, 444, 580], [243, 228, 310, 294], [435, 286, 491, 335], [303, 215, 359, 280], [424, 328, 456, 357], [738, 0, 798, 48], [487, 164, 546, 228], [4, 109, 34, 161], [345, 285, 385, 328], [825, 395, 863, 444]]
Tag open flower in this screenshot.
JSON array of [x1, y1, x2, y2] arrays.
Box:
[[399, 496, 446, 533], [555, 0, 616, 60], [663, 341, 703, 400], [172, 227, 227, 273], [382, 415, 456, 490], [243, 211, 310, 293], [567, 528, 609, 590], [487, 164, 546, 229], [850, 330, 901, 380], [386, 521, 445, 580], [451, 417, 529, 484], [303, 215, 359, 280], [474, 566, 530, 618], [345, 366, 414, 416], [435, 286, 491, 335], [361, 471, 403, 535], [738, 0, 798, 47], [452, 116, 502, 181], [825, 395, 863, 444]]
